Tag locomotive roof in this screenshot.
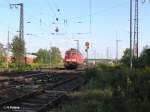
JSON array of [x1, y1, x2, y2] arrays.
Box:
[[65, 48, 82, 54], [66, 48, 79, 52]]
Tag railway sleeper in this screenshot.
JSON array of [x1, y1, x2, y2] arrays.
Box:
[[5, 91, 65, 112], [0, 89, 44, 111], [0, 74, 85, 112]]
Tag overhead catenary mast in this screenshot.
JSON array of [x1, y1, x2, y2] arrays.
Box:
[[10, 3, 24, 40], [133, 0, 139, 58], [130, 0, 133, 70], [10, 3, 26, 63], [116, 39, 121, 62]]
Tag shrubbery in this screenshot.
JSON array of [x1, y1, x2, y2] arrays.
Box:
[[121, 46, 150, 68], [86, 63, 150, 112]]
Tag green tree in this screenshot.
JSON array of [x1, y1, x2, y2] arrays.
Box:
[[11, 35, 25, 63], [36, 49, 51, 64], [138, 45, 150, 67], [121, 46, 150, 68], [50, 47, 62, 64], [0, 43, 5, 64], [120, 48, 130, 66]]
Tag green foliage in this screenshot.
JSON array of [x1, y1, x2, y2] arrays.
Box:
[[57, 65, 150, 112], [0, 53, 5, 65], [35, 47, 62, 65], [127, 68, 150, 111], [8, 63, 31, 71], [50, 47, 62, 64], [138, 46, 150, 67], [85, 68, 97, 81], [121, 46, 150, 68], [36, 49, 51, 64], [0, 63, 6, 68], [0, 43, 6, 64], [11, 35, 25, 63], [96, 62, 116, 71], [57, 90, 103, 112], [120, 48, 130, 66], [86, 66, 150, 112]]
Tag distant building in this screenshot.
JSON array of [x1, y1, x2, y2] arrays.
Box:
[[5, 52, 13, 63], [4, 52, 37, 64], [26, 54, 37, 64]]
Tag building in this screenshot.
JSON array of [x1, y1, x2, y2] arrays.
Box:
[[5, 52, 37, 64]]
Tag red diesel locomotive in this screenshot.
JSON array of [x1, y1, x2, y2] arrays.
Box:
[[64, 48, 85, 69]]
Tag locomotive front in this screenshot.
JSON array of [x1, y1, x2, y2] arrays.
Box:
[[64, 48, 84, 69]]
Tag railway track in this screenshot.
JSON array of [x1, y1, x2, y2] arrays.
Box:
[[0, 69, 85, 112]]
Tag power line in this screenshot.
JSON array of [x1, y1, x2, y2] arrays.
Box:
[[45, 0, 67, 35], [89, 0, 92, 34], [24, 6, 58, 36], [24, 1, 57, 35], [45, 0, 57, 19], [3, 0, 9, 4], [63, 1, 129, 38], [141, 0, 150, 3], [10, 3, 24, 40], [26, 13, 51, 35], [44, 0, 76, 37], [68, 1, 129, 20], [51, 0, 59, 10]]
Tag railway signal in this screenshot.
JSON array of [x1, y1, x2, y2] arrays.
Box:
[[85, 42, 90, 66], [85, 42, 89, 47], [74, 40, 79, 51], [85, 42, 90, 50], [85, 42, 90, 53]]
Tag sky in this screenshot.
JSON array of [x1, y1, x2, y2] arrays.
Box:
[[0, 0, 150, 59]]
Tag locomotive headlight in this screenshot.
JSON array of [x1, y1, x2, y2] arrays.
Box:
[[72, 59, 76, 61]]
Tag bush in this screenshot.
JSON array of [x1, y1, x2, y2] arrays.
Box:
[[0, 63, 6, 68], [86, 65, 150, 112]]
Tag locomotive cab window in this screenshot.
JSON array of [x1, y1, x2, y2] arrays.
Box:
[[72, 53, 77, 56], [65, 53, 69, 56]]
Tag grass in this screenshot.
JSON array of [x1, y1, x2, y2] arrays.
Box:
[[56, 89, 105, 112], [53, 64, 150, 112], [54, 65, 113, 112]]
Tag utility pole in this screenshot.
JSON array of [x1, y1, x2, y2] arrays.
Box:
[[74, 40, 79, 64], [133, 0, 139, 58], [116, 39, 121, 62], [10, 3, 24, 40], [130, 0, 133, 70], [74, 40, 79, 51], [107, 47, 110, 59], [94, 50, 96, 60], [10, 3, 26, 63]]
